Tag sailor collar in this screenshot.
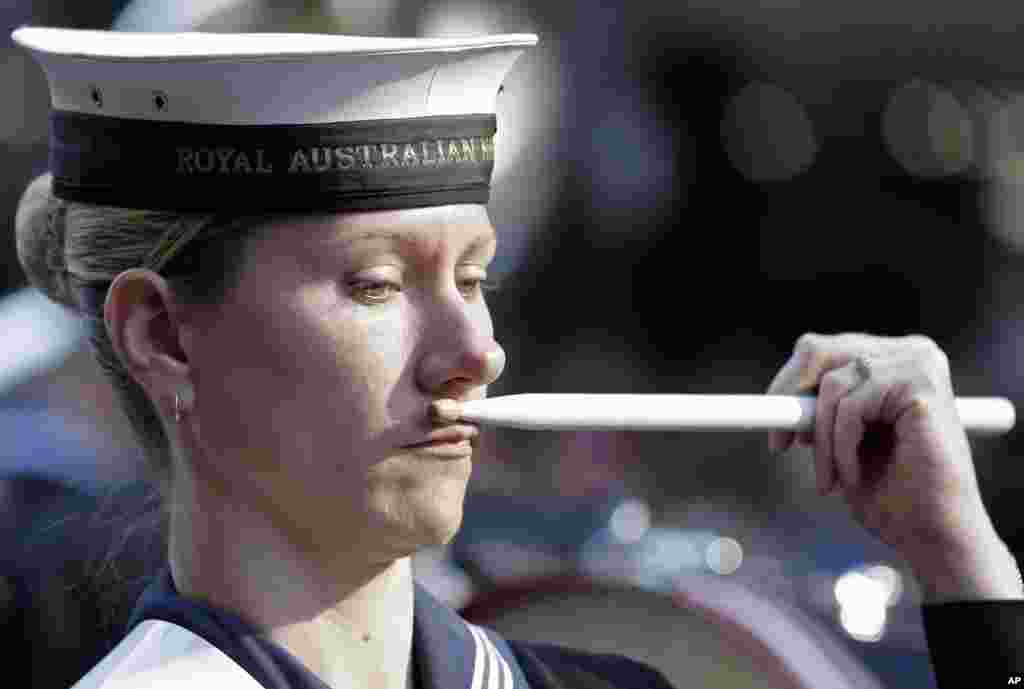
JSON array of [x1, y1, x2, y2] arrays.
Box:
[[71, 569, 531, 689]]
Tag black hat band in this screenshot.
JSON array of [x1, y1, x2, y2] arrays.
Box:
[[50, 111, 497, 212]]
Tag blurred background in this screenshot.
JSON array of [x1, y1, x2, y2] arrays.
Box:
[[4, 0, 1024, 687]]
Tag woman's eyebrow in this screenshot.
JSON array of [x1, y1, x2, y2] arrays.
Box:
[[329, 230, 416, 248], [461, 233, 497, 256], [327, 228, 496, 254]]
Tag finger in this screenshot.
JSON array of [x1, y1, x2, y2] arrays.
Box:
[[767, 332, 920, 454], [768, 333, 869, 399], [768, 429, 794, 455], [767, 344, 811, 453], [832, 377, 886, 493], [781, 332, 921, 391], [766, 340, 811, 396], [768, 334, 847, 453], [815, 363, 861, 495]]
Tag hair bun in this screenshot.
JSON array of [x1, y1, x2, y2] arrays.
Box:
[[15, 173, 76, 309]]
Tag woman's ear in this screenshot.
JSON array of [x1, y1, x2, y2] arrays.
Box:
[[104, 269, 190, 398]]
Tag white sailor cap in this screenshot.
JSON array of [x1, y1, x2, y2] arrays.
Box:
[[11, 27, 537, 212]]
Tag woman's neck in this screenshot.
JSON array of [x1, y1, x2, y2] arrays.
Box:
[[167, 467, 416, 689]]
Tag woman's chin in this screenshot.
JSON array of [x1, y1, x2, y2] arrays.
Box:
[[408, 486, 468, 547], [368, 477, 469, 552]]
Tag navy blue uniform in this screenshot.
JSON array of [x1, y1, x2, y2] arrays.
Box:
[[106, 568, 1024, 689], [125, 570, 674, 689], [922, 601, 1024, 688]]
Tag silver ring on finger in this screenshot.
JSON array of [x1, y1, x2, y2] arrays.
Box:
[[853, 355, 874, 384]]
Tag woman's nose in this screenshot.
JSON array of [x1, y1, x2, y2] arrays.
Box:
[[416, 302, 505, 398]]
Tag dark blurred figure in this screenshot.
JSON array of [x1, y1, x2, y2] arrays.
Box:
[[0, 472, 164, 689], [0, 402, 161, 689]]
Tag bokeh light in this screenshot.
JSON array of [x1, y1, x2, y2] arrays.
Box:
[[980, 90, 1024, 184], [833, 564, 903, 643], [721, 82, 818, 182], [609, 498, 652, 544], [0, 288, 83, 395], [882, 79, 974, 177], [324, 0, 400, 33], [417, 0, 505, 36], [114, 0, 258, 31], [586, 99, 680, 229], [863, 564, 904, 605], [704, 536, 743, 575], [979, 91, 1024, 254]]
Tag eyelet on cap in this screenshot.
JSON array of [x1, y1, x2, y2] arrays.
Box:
[[89, 84, 103, 108], [153, 90, 168, 112]]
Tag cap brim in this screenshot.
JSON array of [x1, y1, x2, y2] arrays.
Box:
[[12, 27, 538, 62]]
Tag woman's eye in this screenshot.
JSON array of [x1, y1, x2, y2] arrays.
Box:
[[458, 276, 500, 299], [458, 278, 482, 298], [350, 280, 401, 305]]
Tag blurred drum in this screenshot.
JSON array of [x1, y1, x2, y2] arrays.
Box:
[[460, 573, 885, 689]]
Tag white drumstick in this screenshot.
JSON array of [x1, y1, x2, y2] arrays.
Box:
[[431, 394, 1015, 434]]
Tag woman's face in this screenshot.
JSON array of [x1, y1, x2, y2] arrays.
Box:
[[181, 203, 502, 563]]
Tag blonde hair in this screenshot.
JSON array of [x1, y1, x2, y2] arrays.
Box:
[[15, 173, 275, 489]]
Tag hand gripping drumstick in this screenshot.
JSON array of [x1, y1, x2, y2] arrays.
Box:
[[430, 394, 1016, 434]]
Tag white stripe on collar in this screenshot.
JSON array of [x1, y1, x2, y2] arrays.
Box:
[[495, 637, 513, 689], [70, 620, 264, 689], [468, 624, 513, 689], [469, 623, 487, 689]]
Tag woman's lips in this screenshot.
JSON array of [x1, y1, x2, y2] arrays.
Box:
[[402, 425, 479, 456]]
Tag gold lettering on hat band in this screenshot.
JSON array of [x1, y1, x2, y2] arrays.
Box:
[[176, 147, 274, 174], [174, 136, 494, 176]]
